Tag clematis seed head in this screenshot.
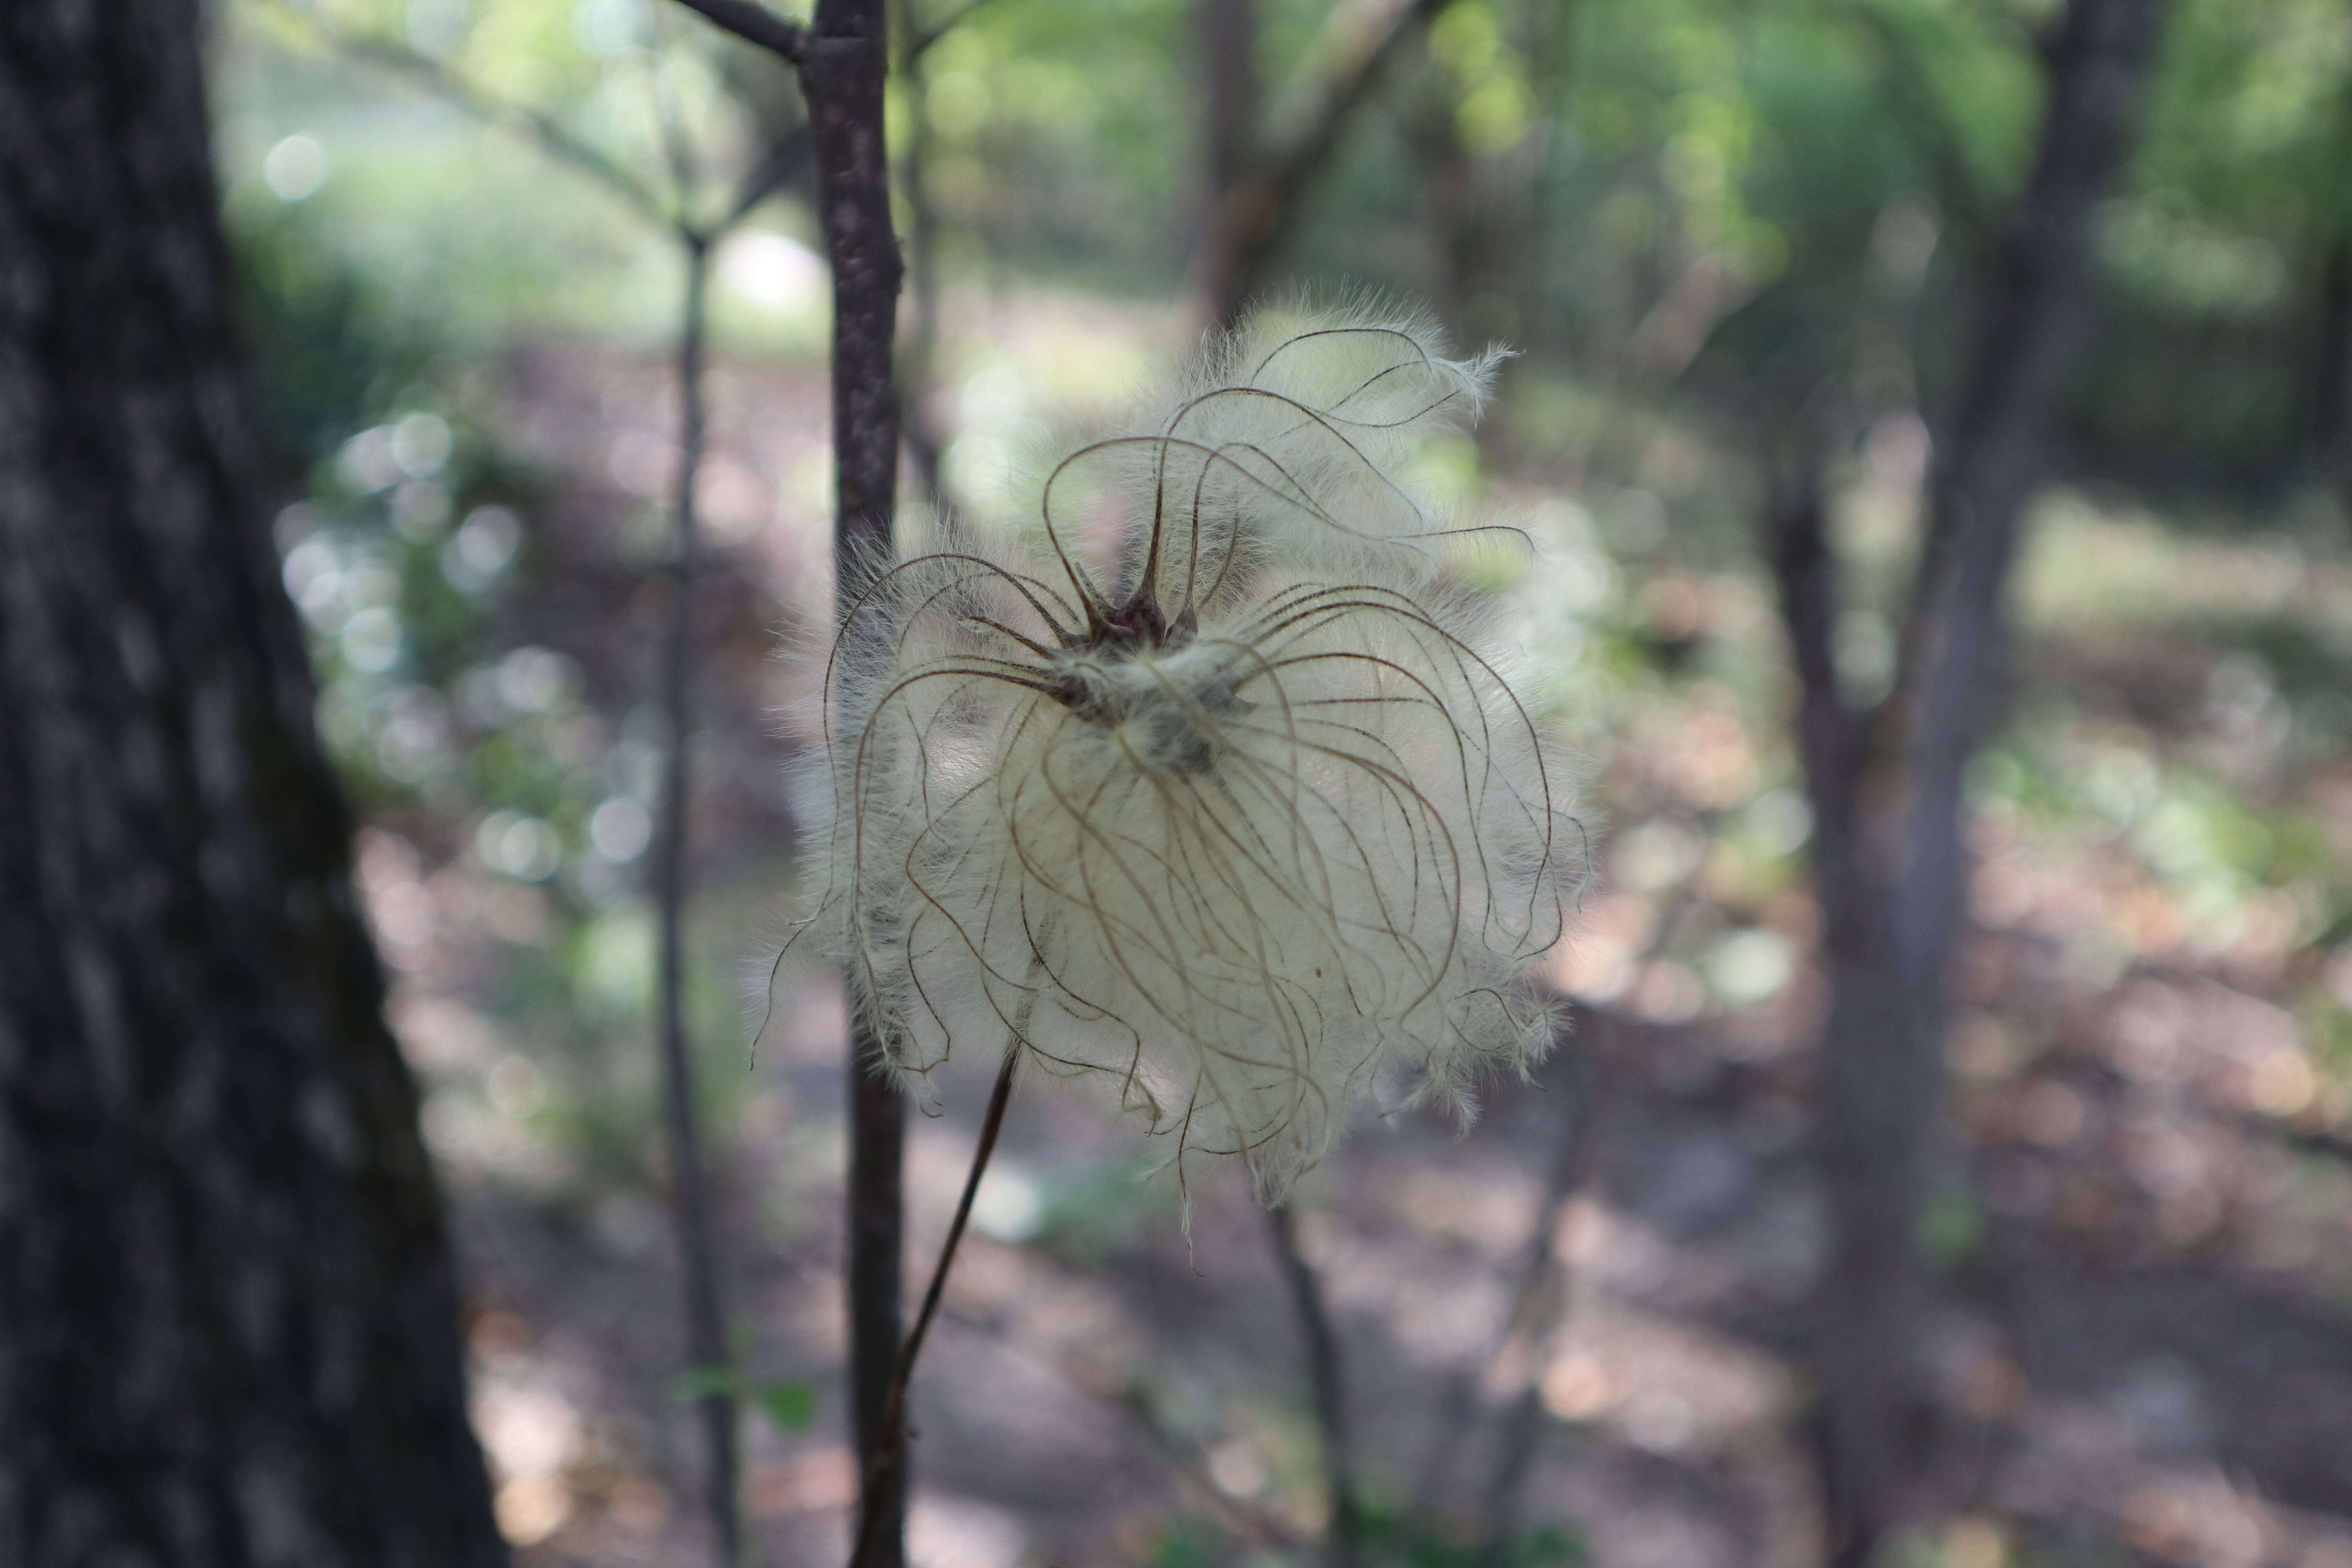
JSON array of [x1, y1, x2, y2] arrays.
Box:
[[784, 304, 1584, 1203]]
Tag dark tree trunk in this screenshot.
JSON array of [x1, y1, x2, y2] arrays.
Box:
[[0, 5, 506, 1566], [1784, 2, 2166, 1563]]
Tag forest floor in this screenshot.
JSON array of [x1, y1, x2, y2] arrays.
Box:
[[353, 305, 2352, 1568]]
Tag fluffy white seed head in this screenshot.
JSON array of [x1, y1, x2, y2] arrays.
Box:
[[791, 308, 1578, 1203]]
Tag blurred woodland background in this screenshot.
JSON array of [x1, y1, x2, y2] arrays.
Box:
[[13, 0, 2352, 1563]]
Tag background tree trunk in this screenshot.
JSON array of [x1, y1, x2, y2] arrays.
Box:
[[1193, 0, 1453, 329], [1778, 2, 2166, 1562], [0, 4, 507, 1564]]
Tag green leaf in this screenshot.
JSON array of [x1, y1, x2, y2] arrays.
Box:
[[1921, 1189, 1985, 1267], [754, 1380, 817, 1433]]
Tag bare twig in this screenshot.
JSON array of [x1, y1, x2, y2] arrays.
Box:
[[299, 19, 673, 227], [673, 0, 811, 61], [652, 236, 745, 1568], [664, 6, 911, 1564], [1267, 1203, 1360, 1568], [297, 16, 783, 1559], [1470, 1031, 1602, 1564], [923, 1302, 1312, 1552], [1466, 877, 1704, 1559], [849, 1045, 1022, 1568]]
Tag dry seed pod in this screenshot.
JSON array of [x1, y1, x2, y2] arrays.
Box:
[[789, 307, 1579, 1202]]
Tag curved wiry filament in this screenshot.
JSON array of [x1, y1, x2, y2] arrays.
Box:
[[785, 303, 1582, 1203]]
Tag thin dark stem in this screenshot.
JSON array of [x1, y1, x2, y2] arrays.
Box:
[[1472, 1024, 1608, 1564], [307, 18, 748, 1556], [673, 0, 811, 60], [849, 1044, 1023, 1568], [844, 1044, 906, 1567], [664, 8, 908, 1561], [801, 4, 913, 1559], [1267, 1203, 1359, 1568], [653, 237, 742, 1568]]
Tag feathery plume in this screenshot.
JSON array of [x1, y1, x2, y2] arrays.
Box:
[[791, 305, 1578, 1202]]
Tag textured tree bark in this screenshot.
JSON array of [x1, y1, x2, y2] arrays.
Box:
[[1783, 3, 2165, 1562], [804, 8, 910, 1564], [0, 3, 507, 1566]]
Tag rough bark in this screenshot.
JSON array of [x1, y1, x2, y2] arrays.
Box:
[[0, 3, 506, 1565], [805, 7, 909, 1563], [1780, 3, 2165, 1562]]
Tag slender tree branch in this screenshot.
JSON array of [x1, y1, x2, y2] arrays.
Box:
[[1470, 900, 1696, 1559], [1267, 1204, 1360, 1568], [674, 0, 812, 62], [1470, 1042, 1598, 1567], [807, 6, 912, 1557], [1763, 445, 1864, 853], [909, 0, 1005, 61], [1873, 0, 2163, 826], [652, 236, 745, 1568], [672, 7, 913, 1562], [850, 1045, 1023, 1568], [1841, 2, 1998, 242], [1196, 0, 1454, 327], [292, 17, 673, 228], [294, 17, 764, 1558]]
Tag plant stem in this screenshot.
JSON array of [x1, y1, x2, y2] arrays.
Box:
[[802, 5, 912, 1557], [1474, 1028, 1606, 1565], [653, 233, 743, 1568], [1268, 1202, 1359, 1568], [850, 1043, 1023, 1568], [844, 1045, 906, 1564]]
